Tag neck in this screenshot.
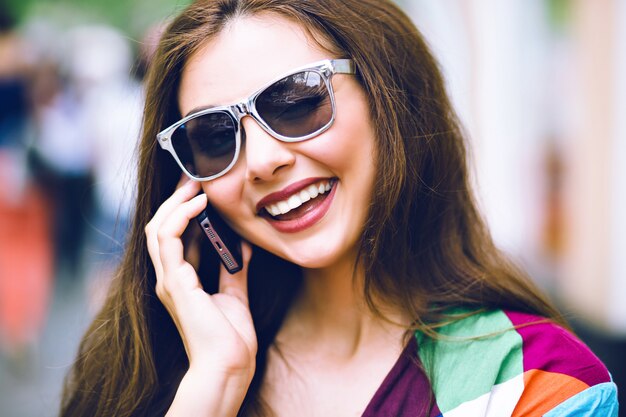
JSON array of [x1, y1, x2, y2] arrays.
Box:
[[278, 252, 409, 359]]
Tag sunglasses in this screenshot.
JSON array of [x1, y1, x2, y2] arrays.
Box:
[[157, 59, 356, 181]]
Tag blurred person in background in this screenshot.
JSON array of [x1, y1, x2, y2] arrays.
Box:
[[60, 1, 618, 416], [26, 21, 95, 283], [65, 25, 143, 311], [0, 8, 53, 363]]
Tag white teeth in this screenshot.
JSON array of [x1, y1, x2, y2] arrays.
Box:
[[277, 201, 290, 214], [306, 184, 319, 199], [299, 189, 311, 203], [268, 204, 280, 216], [287, 194, 302, 209], [264, 180, 333, 217]]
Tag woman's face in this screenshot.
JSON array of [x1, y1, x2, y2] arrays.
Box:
[[178, 14, 376, 269]]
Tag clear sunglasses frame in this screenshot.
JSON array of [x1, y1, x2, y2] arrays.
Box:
[[156, 58, 356, 181]]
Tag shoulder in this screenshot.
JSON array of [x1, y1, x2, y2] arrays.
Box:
[[415, 309, 619, 416], [502, 310, 618, 416]]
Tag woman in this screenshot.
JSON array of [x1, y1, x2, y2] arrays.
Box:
[[60, 0, 618, 416]]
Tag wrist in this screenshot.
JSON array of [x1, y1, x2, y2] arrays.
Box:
[[166, 366, 253, 417], [188, 356, 256, 383]]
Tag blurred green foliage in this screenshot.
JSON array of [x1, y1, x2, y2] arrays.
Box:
[[546, 0, 572, 31], [5, 0, 568, 36], [4, 0, 192, 36]]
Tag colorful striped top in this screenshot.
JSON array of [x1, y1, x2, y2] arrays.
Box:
[[361, 309, 619, 416]]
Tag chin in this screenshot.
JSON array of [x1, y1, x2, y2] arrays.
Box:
[[281, 244, 353, 270]]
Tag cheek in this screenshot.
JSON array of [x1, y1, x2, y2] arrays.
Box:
[[201, 177, 244, 220], [311, 111, 377, 174]]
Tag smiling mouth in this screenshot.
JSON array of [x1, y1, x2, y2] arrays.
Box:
[[261, 179, 336, 221]]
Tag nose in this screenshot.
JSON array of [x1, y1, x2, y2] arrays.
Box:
[[242, 117, 296, 182]]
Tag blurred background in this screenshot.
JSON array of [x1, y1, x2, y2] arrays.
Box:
[[0, 0, 623, 415]]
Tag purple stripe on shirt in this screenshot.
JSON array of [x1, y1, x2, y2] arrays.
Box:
[[361, 335, 441, 417], [504, 311, 611, 387]]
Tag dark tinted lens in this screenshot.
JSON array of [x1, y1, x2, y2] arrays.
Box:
[[256, 71, 332, 138], [171, 111, 237, 178]]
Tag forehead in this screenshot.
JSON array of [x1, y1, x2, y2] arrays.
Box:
[[178, 14, 332, 115]]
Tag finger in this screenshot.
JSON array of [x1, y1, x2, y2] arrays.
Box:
[[146, 180, 201, 275], [151, 179, 201, 230], [218, 241, 253, 305], [176, 173, 190, 189], [158, 193, 208, 276], [146, 227, 165, 280]]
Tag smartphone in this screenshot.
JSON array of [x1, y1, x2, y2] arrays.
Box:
[[196, 202, 243, 274]]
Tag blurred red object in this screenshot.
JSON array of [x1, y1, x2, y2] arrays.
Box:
[[0, 152, 53, 354]]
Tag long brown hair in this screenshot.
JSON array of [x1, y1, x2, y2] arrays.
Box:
[[60, 1, 564, 416]]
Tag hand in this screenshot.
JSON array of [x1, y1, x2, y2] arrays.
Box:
[[145, 178, 256, 414]]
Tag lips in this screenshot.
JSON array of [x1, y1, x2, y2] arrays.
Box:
[[256, 177, 338, 233], [263, 180, 332, 217], [256, 177, 332, 212]]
